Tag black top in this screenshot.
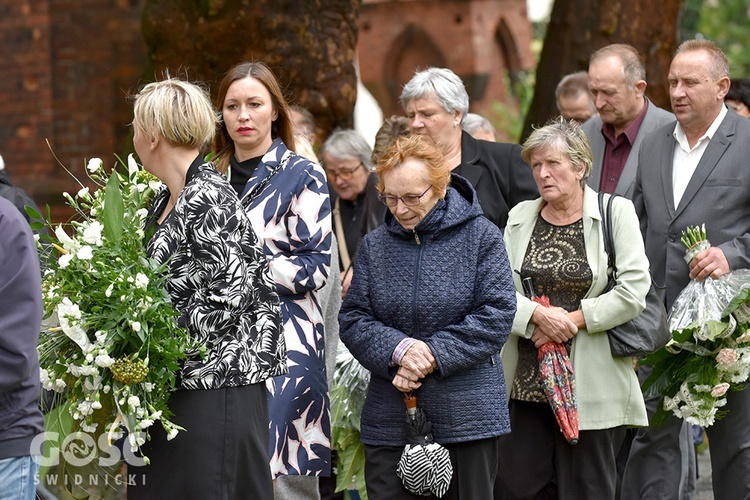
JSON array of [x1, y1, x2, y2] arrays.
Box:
[[229, 155, 263, 197], [454, 131, 538, 229]]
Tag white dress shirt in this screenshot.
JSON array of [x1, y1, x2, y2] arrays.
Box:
[[672, 105, 728, 207]]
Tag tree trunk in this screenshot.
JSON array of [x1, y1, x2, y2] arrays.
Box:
[[521, 0, 685, 141], [141, 0, 361, 140]]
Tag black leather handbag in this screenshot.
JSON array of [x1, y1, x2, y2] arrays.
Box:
[[598, 192, 671, 357]]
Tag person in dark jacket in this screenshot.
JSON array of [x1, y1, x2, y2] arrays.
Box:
[[320, 129, 385, 297], [401, 67, 538, 229], [0, 195, 44, 500], [339, 134, 516, 499], [0, 153, 44, 229]]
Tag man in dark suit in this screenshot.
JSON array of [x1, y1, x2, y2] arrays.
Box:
[[622, 39, 750, 500], [583, 44, 674, 198]]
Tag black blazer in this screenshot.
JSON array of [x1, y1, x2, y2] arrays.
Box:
[[453, 131, 538, 228]]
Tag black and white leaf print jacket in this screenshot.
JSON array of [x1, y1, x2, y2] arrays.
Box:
[[145, 156, 286, 390]]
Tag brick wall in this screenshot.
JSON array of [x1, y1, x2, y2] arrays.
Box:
[[358, 0, 534, 121], [0, 0, 146, 221]]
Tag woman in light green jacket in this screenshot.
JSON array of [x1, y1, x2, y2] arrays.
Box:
[[496, 119, 650, 500]]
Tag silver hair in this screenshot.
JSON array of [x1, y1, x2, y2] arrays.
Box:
[[522, 118, 593, 189], [320, 129, 374, 170], [462, 113, 496, 135], [400, 67, 470, 121]]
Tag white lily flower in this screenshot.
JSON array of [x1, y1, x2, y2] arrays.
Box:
[[127, 154, 139, 180], [54, 225, 77, 250]]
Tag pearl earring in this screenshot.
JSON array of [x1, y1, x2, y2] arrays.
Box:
[[454, 120, 458, 127]]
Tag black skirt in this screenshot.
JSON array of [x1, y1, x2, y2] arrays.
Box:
[[128, 383, 272, 500]]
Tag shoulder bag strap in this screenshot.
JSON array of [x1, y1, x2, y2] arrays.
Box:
[[599, 192, 618, 283], [333, 197, 352, 271], [240, 154, 292, 208]]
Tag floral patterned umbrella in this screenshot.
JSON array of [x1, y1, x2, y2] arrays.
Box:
[[522, 277, 579, 444], [538, 341, 579, 444]]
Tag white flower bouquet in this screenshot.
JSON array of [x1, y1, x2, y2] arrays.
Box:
[[31, 155, 201, 461], [643, 225, 750, 427]]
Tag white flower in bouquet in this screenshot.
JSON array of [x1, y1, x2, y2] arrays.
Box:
[[81, 220, 104, 246], [87, 157, 103, 173], [76, 245, 94, 261]]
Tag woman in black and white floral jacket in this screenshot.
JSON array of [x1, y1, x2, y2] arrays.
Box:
[[128, 77, 285, 500]]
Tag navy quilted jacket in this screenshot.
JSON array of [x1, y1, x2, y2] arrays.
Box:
[[339, 174, 516, 446]]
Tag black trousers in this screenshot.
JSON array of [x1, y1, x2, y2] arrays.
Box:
[[496, 399, 626, 500], [128, 383, 273, 500], [364, 436, 499, 500]]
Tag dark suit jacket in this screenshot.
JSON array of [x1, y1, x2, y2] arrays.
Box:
[[634, 108, 750, 309], [453, 131, 538, 228], [583, 98, 674, 198]]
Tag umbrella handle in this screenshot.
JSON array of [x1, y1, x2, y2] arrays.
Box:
[[404, 391, 418, 416]]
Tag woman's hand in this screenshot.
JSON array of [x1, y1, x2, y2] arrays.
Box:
[[400, 341, 437, 378], [392, 366, 423, 392], [530, 306, 578, 347], [340, 265, 353, 298]]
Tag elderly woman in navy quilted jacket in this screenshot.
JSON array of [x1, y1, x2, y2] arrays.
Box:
[[339, 134, 516, 500]]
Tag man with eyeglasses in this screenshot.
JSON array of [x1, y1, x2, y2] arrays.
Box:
[[320, 129, 385, 298]]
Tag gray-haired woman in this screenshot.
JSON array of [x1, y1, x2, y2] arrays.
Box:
[[497, 119, 650, 499], [400, 67, 537, 228], [320, 129, 385, 296]]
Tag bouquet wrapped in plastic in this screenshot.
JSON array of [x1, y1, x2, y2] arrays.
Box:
[[643, 225, 750, 427]]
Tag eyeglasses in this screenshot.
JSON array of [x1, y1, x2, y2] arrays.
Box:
[[378, 186, 433, 207], [325, 162, 364, 181]]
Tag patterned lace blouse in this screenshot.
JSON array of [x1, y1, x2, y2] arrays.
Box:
[[511, 215, 592, 402]]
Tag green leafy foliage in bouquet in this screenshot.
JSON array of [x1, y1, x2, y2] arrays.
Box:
[[31, 154, 201, 462], [330, 353, 370, 499], [643, 224, 750, 428]]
